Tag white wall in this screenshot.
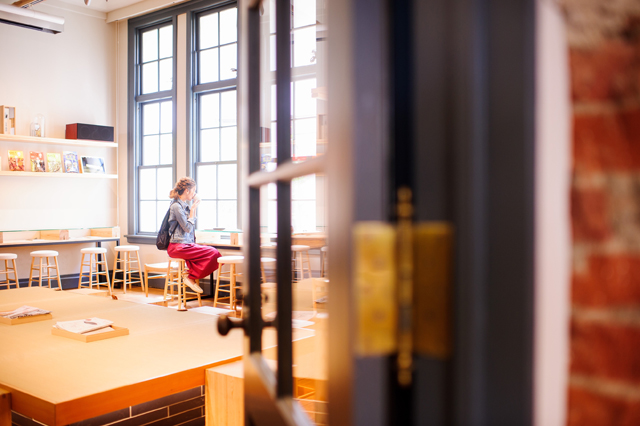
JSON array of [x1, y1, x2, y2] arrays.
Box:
[[0, 1, 118, 276], [534, 0, 571, 425]]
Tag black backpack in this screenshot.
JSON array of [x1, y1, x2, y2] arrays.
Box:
[[156, 204, 178, 250]]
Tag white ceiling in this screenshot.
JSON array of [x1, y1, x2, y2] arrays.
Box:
[[54, 0, 143, 14]]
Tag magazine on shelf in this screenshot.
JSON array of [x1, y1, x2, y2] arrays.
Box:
[[63, 151, 80, 173], [8, 150, 24, 171], [47, 152, 63, 173], [53, 317, 113, 334], [30, 151, 46, 172], [80, 156, 105, 174], [0, 305, 51, 319]]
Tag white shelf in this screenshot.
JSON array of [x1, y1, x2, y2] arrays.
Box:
[[0, 134, 117, 148], [0, 171, 117, 179]]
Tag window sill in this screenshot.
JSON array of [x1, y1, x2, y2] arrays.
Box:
[[124, 235, 157, 245]]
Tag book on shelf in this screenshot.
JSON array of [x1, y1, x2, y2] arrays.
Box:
[[63, 151, 80, 173], [80, 156, 105, 174], [29, 151, 46, 172], [8, 150, 24, 171], [46, 152, 63, 173]]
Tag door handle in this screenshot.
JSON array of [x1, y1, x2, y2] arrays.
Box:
[[217, 314, 277, 336]]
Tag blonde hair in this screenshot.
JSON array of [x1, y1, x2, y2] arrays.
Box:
[[169, 177, 196, 199]]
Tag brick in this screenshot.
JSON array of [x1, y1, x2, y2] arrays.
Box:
[[573, 110, 640, 172], [570, 40, 637, 103], [572, 255, 640, 306], [131, 387, 201, 416], [568, 386, 640, 426], [570, 320, 640, 383], [571, 187, 611, 242]]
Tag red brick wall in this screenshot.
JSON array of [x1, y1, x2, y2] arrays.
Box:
[[568, 6, 640, 425]]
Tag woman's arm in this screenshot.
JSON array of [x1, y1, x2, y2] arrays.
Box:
[[171, 202, 195, 233]]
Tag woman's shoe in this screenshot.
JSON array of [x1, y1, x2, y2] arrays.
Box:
[[183, 275, 203, 293]]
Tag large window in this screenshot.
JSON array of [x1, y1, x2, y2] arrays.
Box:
[[128, 0, 237, 241]]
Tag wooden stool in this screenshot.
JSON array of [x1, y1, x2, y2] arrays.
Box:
[[214, 255, 244, 315], [112, 245, 142, 293], [291, 245, 312, 283], [320, 246, 328, 278], [78, 247, 112, 294], [165, 258, 202, 311], [28, 250, 61, 290], [0, 253, 19, 289], [261, 257, 276, 283], [143, 261, 179, 297]]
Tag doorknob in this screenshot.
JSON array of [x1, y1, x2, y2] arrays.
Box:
[[217, 314, 277, 336]]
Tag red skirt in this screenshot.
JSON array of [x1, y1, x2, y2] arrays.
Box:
[[167, 243, 221, 280]]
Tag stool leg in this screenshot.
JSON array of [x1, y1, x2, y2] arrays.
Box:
[[103, 255, 112, 296], [196, 279, 202, 307], [305, 251, 312, 279], [112, 252, 119, 291], [38, 258, 44, 288], [28, 257, 35, 287], [53, 256, 61, 290], [135, 251, 143, 293], [78, 254, 86, 289], [230, 264, 237, 313], [177, 262, 187, 311], [214, 264, 223, 308], [11, 259, 18, 288]]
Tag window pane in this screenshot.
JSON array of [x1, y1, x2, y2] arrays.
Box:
[[293, 26, 316, 68], [268, 200, 277, 233], [219, 8, 237, 44], [221, 90, 237, 126], [157, 167, 173, 200], [159, 58, 173, 91], [294, 78, 317, 118], [139, 201, 156, 233], [159, 25, 173, 59], [143, 103, 159, 135], [197, 164, 217, 199], [139, 168, 156, 200], [218, 164, 237, 199], [201, 93, 220, 128], [293, 0, 316, 28], [200, 129, 220, 162], [267, 182, 277, 199], [219, 44, 237, 81], [200, 48, 219, 84], [157, 200, 170, 231], [292, 200, 316, 232], [199, 13, 219, 50], [160, 134, 173, 164], [220, 126, 237, 161], [142, 29, 158, 63], [218, 200, 237, 229], [198, 200, 216, 230], [293, 118, 317, 157], [142, 62, 159, 94], [160, 101, 172, 133], [142, 135, 160, 165], [292, 174, 316, 200]]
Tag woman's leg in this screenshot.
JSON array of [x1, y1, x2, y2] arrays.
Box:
[[168, 244, 221, 280]]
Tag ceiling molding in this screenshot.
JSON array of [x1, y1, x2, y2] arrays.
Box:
[[106, 0, 188, 22]]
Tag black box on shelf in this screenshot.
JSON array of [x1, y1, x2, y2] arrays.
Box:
[[66, 123, 114, 142]]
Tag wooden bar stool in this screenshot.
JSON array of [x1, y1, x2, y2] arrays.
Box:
[[214, 255, 244, 315], [0, 253, 19, 289], [143, 261, 179, 297], [165, 258, 201, 311], [78, 247, 112, 295], [112, 245, 142, 294], [261, 257, 276, 283], [28, 250, 61, 290], [320, 246, 328, 278], [291, 245, 312, 283]]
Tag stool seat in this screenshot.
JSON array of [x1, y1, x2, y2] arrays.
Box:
[[321, 246, 328, 252], [261, 257, 276, 263], [164, 258, 201, 310], [218, 255, 245, 264], [114, 245, 140, 252], [291, 245, 310, 252], [0, 253, 17, 260], [31, 250, 59, 257], [0, 253, 19, 289], [81, 247, 107, 254], [146, 262, 179, 271], [143, 262, 179, 297]]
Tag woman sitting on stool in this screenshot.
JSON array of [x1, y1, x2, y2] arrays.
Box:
[[167, 177, 221, 293]]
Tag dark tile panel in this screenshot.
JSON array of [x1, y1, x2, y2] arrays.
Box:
[[110, 408, 168, 426], [11, 412, 46, 426], [176, 416, 206, 426], [168, 397, 204, 416], [131, 388, 201, 416], [145, 408, 202, 426], [68, 407, 130, 426]]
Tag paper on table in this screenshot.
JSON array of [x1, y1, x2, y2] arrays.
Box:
[[53, 318, 113, 334], [0, 305, 51, 319]]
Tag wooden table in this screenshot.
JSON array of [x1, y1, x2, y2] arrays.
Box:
[[0, 288, 312, 425], [0, 236, 120, 249]]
